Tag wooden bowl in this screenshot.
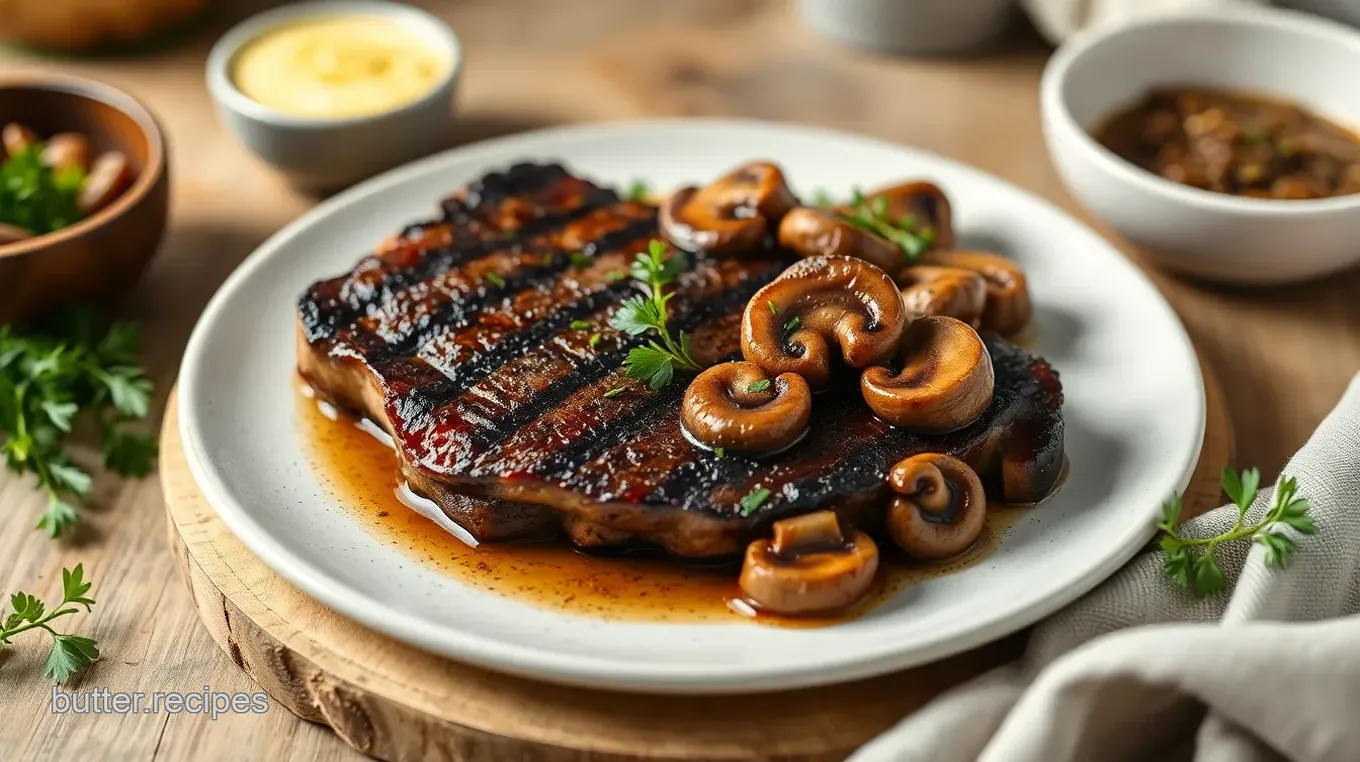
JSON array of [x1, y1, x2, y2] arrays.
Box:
[[0, 74, 169, 325], [0, 0, 206, 52]]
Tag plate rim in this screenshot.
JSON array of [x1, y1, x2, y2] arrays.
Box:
[[178, 117, 1206, 694]]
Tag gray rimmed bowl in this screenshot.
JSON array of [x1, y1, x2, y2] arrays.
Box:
[[206, 0, 462, 191]]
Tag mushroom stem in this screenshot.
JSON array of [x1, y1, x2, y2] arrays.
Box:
[[739, 511, 880, 616], [887, 453, 987, 560]]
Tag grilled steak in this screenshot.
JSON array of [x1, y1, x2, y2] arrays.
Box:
[[298, 163, 1064, 558]]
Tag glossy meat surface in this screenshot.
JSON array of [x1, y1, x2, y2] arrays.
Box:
[[298, 163, 1065, 557]]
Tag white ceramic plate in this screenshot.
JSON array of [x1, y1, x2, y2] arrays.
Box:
[[179, 119, 1204, 694]]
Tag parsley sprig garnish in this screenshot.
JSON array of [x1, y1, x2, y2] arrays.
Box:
[[0, 308, 157, 538], [838, 189, 935, 261], [608, 240, 702, 390], [1, 564, 99, 683], [1159, 467, 1316, 597]]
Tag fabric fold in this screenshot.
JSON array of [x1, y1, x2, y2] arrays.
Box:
[[853, 372, 1360, 762]]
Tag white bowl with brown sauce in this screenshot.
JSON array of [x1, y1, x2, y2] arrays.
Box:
[[207, 0, 461, 191], [1041, 7, 1360, 285]]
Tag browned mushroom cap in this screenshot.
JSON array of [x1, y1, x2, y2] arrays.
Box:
[[861, 316, 994, 431], [921, 250, 1031, 337], [856, 181, 955, 251], [777, 207, 902, 272], [681, 362, 812, 454], [739, 510, 879, 616], [742, 256, 907, 389], [886, 453, 987, 560], [897, 265, 988, 327], [2, 123, 35, 158], [660, 161, 797, 255]]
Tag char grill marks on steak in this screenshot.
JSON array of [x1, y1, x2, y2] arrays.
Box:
[[298, 163, 1065, 558]]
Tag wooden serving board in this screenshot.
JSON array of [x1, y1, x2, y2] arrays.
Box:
[[162, 359, 1231, 762]]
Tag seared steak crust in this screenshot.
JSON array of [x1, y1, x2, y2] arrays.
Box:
[[298, 163, 1064, 557]]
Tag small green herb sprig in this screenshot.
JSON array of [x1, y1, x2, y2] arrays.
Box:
[[1159, 467, 1316, 597], [0, 144, 86, 235], [1, 565, 99, 683], [838, 189, 935, 261], [0, 308, 157, 538], [608, 240, 702, 390]]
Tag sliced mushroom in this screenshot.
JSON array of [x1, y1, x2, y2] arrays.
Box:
[[739, 510, 879, 616], [777, 207, 902, 272], [681, 361, 812, 454], [2, 123, 35, 158], [861, 316, 994, 431], [857, 181, 955, 251], [0, 223, 33, 245], [40, 133, 90, 173], [78, 151, 134, 215], [659, 161, 797, 255], [897, 265, 987, 327], [921, 250, 1031, 337], [742, 256, 907, 389], [887, 453, 987, 560]]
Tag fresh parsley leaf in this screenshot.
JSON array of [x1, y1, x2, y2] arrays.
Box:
[[8, 592, 44, 624], [1191, 554, 1227, 596], [41, 400, 78, 433], [625, 179, 649, 202], [2, 565, 99, 683], [610, 296, 665, 336], [570, 320, 591, 331], [101, 430, 156, 477], [44, 635, 99, 683], [62, 564, 95, 610], [746, 380, 771, 393], [100, 368, 152, 419], [1158, 492, 1182, 534], [739, 488, 771, 517], [484, 272, 506, 288], [37, 497, 78, 538], [1255, 530, 1296, 569], [623, 344, 675, 390], [48, 462, 92, 496]]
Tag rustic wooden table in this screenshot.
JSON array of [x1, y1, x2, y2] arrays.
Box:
[[2, 1, 1357, 759]]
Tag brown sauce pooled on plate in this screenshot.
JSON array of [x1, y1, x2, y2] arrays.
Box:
[[1095, 86, 1360, 199], [296, 378, 1031, 625]]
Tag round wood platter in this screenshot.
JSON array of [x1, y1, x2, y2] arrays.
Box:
[[162, 359, 1232, 762]]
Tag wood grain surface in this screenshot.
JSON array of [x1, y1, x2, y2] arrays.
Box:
[[159, 357, 1231, 762], [0, 1, 1356, 760]]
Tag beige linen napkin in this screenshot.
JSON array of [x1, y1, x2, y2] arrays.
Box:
[[852, 371, 1360, 762]]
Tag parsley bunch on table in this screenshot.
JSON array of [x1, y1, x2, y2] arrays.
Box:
[[0, 144, 86, 235], [0, 564, 99, 682], [0, 308, 156, 538]]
